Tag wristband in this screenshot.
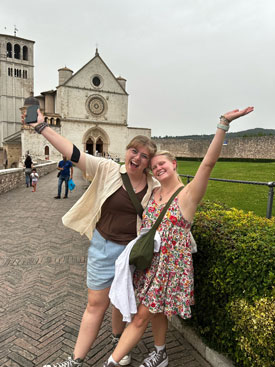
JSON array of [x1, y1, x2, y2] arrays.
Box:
[[71, 144, 80, 163], [34, 122, 49, 134], [217, 123, 229, 131]]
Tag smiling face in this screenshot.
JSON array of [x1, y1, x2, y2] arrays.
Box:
[[125, 145, 150, 176], [151, 154, 177, 182]]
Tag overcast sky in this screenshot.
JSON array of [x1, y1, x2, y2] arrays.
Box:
[[1, 0, 274, 136]]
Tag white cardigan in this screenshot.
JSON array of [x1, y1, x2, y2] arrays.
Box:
[[62, 153, 159, 240]]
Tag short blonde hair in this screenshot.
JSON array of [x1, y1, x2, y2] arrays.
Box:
[[127, 135, 157, 159]]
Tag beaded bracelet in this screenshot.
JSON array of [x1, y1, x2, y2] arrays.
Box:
[[219, 115, 230, 125], [34, 121, 49, 134]]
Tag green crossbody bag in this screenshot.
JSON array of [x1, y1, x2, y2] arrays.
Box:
[[128, 185, 184, 270]]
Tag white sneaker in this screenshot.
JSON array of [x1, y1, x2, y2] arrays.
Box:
[[112, 335, 132, 366]]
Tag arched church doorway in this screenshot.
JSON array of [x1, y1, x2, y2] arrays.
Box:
[[83, 128, 109, 157], [96, 138, 103, 156], [86, 138, 94, 155]]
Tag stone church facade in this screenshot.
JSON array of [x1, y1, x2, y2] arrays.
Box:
[[0, 34, 151, 168], [21, 48, 151, 163], [0, 33, 35, 168]]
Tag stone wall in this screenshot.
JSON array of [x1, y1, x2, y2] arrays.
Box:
[[0, 161, 57, 195], [153, 135, 275, 160], [3, 142, 21, 168]]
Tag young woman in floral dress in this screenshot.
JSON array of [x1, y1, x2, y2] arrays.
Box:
[[103, 107, 254, 367]]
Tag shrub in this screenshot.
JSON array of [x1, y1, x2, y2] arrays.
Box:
[[186, 201, 275, 366], [230, 297, 275, 367]]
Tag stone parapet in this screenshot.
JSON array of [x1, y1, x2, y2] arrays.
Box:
[[0, 161, 57, 195], [153, 135, 275, 160]]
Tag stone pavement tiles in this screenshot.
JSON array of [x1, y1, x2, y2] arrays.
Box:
[[0, 168, 210, 367]]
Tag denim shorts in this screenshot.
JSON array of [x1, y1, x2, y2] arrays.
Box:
[[87, 229, 126, 290]]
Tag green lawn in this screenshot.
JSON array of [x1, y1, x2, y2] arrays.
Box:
[[177, 160, 275, 218]]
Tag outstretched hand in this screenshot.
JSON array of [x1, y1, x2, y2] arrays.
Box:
[[223, 107, 254, 123]]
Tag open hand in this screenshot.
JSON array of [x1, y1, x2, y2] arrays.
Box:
[[223, 107, 254, 123], [31, 109, 44, 127], [24, 109, 44, 127]]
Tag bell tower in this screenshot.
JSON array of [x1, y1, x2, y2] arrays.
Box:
[[0, 33, 35, 147]]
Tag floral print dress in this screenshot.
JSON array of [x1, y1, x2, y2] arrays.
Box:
[[133, 195, 195, 319]]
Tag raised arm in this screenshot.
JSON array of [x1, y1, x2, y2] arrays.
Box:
[[29, 110, 86, 171], [181, 107, 254, 220]]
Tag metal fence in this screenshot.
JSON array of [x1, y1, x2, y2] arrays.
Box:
[[180, 174, 275, 219]]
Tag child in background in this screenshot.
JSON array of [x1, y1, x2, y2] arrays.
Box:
[[30, 168, 39, 192]]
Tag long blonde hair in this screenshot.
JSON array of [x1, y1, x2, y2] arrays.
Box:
[[152, 150, 183, 183]]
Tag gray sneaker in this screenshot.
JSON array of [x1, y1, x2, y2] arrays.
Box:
[[43, 356, 83, 367], [139, 347, 168, 367], [103, 361, 118, 367], [112, 335, 131, 366]]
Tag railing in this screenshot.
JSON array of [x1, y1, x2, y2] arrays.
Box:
[[180, 174, 275, 219]]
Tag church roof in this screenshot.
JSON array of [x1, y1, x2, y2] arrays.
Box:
[[57, 49, 128, 95], [24, 95, 40, 106], [41, 90, 56, 95], [58, 66, 73, 73], [3, 130, 21, 144]]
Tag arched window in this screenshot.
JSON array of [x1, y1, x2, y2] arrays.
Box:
[[44, 117, 48, 123], [45, 146, 50, 160], [7, 43, 12, 58], [56, 118, 61, 127], [50, 118, 54, 125], [23, 46, 28, 61], [14, 44, 21, 59]]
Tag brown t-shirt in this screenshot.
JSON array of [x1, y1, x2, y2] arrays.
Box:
[[96, 185, 147, 245]]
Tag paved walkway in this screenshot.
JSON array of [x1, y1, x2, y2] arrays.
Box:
[[0, 168, 210, 367]]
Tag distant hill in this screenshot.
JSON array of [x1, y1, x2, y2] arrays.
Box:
[[153, 128, 275, 140]]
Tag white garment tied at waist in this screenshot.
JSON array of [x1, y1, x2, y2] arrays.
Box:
[[109, 228, 161, 322]]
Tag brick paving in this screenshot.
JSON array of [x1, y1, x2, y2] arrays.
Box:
[[0, 168, 210, 367]]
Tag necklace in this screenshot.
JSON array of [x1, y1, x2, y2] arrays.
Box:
[[132, 175, 144, 193], [159, 185, 183, 201], [159, 188, 165, 201]]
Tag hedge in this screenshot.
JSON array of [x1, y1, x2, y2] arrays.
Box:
[[185, 201, 275, 367]]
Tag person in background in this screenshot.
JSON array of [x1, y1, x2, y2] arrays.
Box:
[[55, 156, 73, 199], [103, 107, 254, 367], [24, 154, 33, 187], [30, 168, 39, 192]]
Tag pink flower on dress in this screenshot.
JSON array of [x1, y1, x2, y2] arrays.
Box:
[[162, 247, 168, 254]]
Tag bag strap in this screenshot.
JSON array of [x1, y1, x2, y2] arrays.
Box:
[[151, 186, 184, 231], [121, 173, 143, 219]]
